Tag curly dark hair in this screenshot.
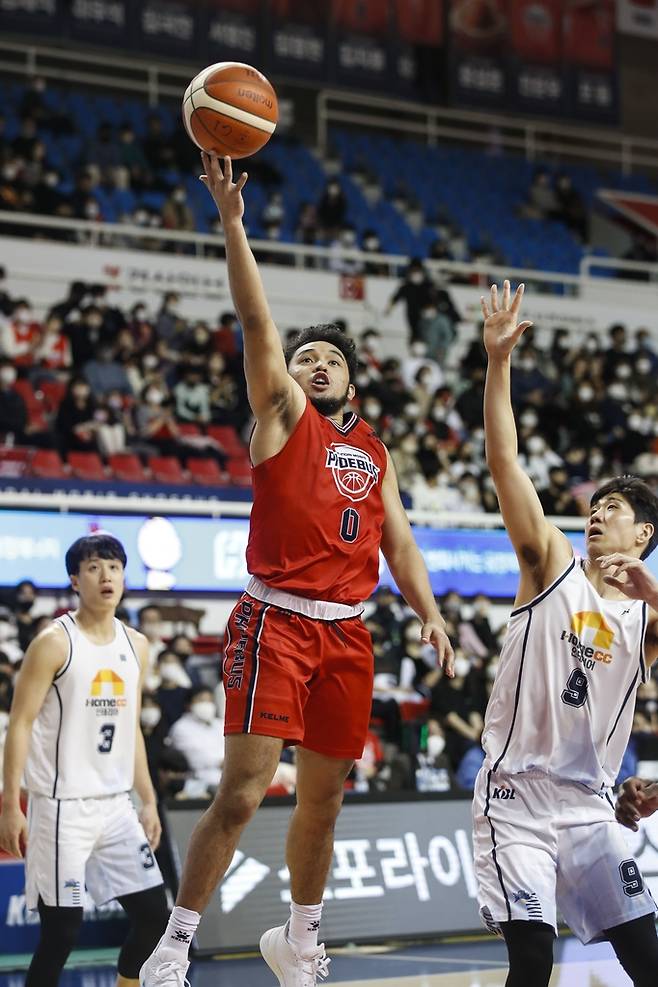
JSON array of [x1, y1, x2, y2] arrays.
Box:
[[284, 324, 357, 383], [590, 475, 658, 559]]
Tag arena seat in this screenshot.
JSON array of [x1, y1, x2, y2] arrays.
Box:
[[108, 453, 148, 484], [186, 457, 225, 487], [14, 379, 49, 431], [226, 456, 252, 487], [0, 446, 31, 478], [38, 379, 67, 413], [67, 451, 106, 481], [31, 449, 68, 479], [178, 423, 202, 436], [206, 425, 245, 455], [148, 455, 187, 484]]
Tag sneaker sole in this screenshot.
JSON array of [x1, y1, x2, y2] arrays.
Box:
[[259, 928, 285, 986]]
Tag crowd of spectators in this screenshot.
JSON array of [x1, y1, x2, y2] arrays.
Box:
[[1, 262, 658, 508]]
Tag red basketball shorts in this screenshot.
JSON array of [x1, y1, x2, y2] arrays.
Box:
[[222, 590, 374, 760]]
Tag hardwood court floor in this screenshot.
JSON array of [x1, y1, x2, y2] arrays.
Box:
[[0, 935, 637, 986]]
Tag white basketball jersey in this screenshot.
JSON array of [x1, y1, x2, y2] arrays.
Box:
[[25, 614, 140, 799], [483, 556, 648, 790]]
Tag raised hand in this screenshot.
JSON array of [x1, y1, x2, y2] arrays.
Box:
[[481, 280, 533, 360], [598, 553, 658, 603], [200, 152, 248, 225]]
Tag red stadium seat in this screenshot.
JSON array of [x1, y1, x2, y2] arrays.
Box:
[[109, 453, 148, 484], [178, 422, 201, 436], [226, 455, 252, 487], [14, 379, 48, 431], [206, 425, 245, 455], [0, 445, 31, 478], [68, 451, 106, 481], [186, 457, 225, 486], [148, 455, 187, 484], [38, 379, 67, 413], [31, 449, 68, 479]]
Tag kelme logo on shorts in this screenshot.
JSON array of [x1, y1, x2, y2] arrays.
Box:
[[325, 442, 380, 503]]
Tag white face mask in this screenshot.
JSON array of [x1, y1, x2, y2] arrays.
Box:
[[0, 367, 17, 386], [191, 700, 216, 724], [144, 672, 161, 692], [454, 658, 471, 678], [140, 707, 161, 728], [427, 734, 446, 760], [160, 663, 191, 688]]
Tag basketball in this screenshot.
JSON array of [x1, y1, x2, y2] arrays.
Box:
[[182, 61, 278, 159]]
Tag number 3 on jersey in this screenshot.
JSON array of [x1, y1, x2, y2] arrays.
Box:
[[98, 723, 115, 753], [340, 507, 360, 543]]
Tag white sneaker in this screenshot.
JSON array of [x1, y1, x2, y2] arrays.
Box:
[[139, 937, 191, 987], [260, 923, 331, 986]]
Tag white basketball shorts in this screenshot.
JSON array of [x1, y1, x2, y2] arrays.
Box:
[[473, 767, 656, 944], [25, 791, 163, 910]]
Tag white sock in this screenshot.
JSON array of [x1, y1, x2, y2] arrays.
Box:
[[159, 905, 200, 962], [288, 900, 323, 956]]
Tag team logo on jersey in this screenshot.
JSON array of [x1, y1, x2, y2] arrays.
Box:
[[325, 443, 380, 503], [86, 669, 127, 714], [561, 612, 615, 670]]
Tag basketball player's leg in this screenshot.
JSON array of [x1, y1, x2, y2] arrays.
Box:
[[116, 886, 169, 986], [606, 914, 658, 987], [288, 747, 353, 902], [25, 898, 84, 987], [175, 733, 283, 911], [499, 921, 554, 987]]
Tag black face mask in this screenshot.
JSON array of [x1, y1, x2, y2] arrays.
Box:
[[16, 599, 33, 613]]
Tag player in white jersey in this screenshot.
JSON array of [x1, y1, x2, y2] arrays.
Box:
[[474, 280, 658, 987], [0, 534, 168, 987]]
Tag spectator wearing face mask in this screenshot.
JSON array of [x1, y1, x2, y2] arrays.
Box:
[[12, 580, 38, 653], [83, 343, 132, 397], [168, 634, 209, 691], [430, 650, 483, 772], [602, 323, 628, 383], [161, 185, 195, 235], [134, 382, 183, 456], [520, 433, 563, 490], [155, 292, 184, 346], [316, 179, 347, 237], [63, 305, 107, 367], [328, 225, 363, 275], [0, 361, 28, 443], [1, 300, 43, 367], [385, 259, 435, 342], [361, 229, 387, 276], [55, 376, 100, 454], [138, 603, 166, 671], [167, 687, 225, 791], [140, 694, 168, 786], [157, 648, 193, 728], [402, 339, 444, 393]]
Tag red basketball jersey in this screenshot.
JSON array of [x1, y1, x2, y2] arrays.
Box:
[[246, 401, 388, 604]]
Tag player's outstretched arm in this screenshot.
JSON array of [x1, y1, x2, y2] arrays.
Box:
[[483, 281, 571, 594], [0, 624, 67, 858], [200, 152, 304, 424], [380, 450, 455, 676]]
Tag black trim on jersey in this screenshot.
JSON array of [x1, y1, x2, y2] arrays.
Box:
[[484, 770, 511, 922], [51, 684, 63, 799], [604, 790, 615, 812], [606, 670, 639, 748], [492, 611, 533, 773], [510, 557, 576, 617], [53, 616, 74, 681], [54, 799, 61, 907], [120, 621, 141, 672], [329, 412, 359, 436], [639, 603, 648, 684], [243, 604, 269, 733]]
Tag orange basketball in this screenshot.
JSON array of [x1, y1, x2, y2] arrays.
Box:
[[182, 62, 278, 159]]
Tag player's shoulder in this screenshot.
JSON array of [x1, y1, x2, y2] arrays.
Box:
[[123, 624, 149, 663], [24, 619, 69, 664]]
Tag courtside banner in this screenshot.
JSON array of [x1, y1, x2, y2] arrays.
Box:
[[163, 796, 658, 954], [165, 796, 480, 952], [0, 510, 600, 596]]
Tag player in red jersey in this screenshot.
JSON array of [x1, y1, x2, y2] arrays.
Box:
[[140, 155, 454, 987]]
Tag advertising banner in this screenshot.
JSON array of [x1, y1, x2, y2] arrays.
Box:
[[0, 0, 59, 34], [165, 796, 480, 951], [204, 2, 262, 67], [617, 0, 658, 38], [66, 0, 132, 47], [266, 2, 328, 80], [0, 510, 596, 597], [137, 0, 197, 59]]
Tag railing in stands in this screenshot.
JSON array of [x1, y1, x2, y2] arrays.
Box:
[[0, 489, 586, 530], [316, 90, 658, 177]]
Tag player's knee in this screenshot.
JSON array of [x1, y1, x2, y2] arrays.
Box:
[[37, 899, 84, 954], [501, 920, 554, 987], [297, 787, 344, 823], [210, 787, 261, 830]]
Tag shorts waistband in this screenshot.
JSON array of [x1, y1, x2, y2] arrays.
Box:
[[245, 576, 364, 621]]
